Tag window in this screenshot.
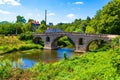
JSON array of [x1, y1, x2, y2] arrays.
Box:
[[46, 37, 50, 42], [79, 38, 84, 45]]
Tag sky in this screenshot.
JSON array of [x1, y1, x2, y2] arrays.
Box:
[[0, 0, 110, 24]]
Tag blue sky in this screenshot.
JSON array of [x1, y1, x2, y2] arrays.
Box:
[[0, 0, 110, 24]]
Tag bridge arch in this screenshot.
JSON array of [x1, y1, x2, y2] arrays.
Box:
[[51, 35, 75, 48], [33, 37, 44, 46], [86, 39, 110, 51], [33, 32, 117, 52]]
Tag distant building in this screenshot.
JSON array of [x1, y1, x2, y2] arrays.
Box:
[[49, 22, 53, 26], [31, 21, 40, 32]]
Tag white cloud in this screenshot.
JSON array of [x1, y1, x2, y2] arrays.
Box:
[[74, 2, 84, 5], [0, 0, 4, 4], [0, 0, 21, 6], [48, 13, 55, 16], [0, 9, 11, 14], [66, 13, 75, 18]]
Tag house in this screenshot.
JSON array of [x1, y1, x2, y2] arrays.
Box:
[[31, 21, 40, 32]]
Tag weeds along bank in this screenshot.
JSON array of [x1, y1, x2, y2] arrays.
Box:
[[0, 48, 120, 80], [0, 34, 43, 54]]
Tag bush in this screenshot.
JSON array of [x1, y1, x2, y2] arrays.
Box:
[[0, 60, 12, 79], [19, 32, 33, 40], [5, 47, 18, 53], [19, 44, 43, 50]]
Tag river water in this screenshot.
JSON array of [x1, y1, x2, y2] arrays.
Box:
[[0, 48, 80, 68]]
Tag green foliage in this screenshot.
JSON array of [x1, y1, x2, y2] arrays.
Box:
[[0, 22, 16, 35], [0, 60, 12, 79], [63, 52, 67, 60], [57, 36, 74, 48], [18, 44, 42, 50], [0, 36, 43, 54], [14, 22, 23, 34], [1, 47, 120, 79], [111, 36, 120, 50], [91, 0, 120, 34], [85, 26, 95, 33], [37, 20, 47, 33], [87, 40, 110, 52], [18, 32, 33, 40], [22, 22, 33, 32], [53, 18, 91, 33], [29, 49, 120, 80], [16, 15, 26, 24]]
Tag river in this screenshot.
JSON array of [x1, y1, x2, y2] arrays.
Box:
[[0, 48, 81, 68]]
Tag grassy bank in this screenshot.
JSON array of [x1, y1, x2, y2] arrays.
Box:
[[0, 35, 43, 54], [0, 48, 120, 79]]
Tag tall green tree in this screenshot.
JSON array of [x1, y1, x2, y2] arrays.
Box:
[[37, 20, 47, 33], [22, 22, 33, 32], [15, 15, 26, 34], [91, 0, 120, 34], [16, 15, 26, 24], [22, 19, 34, 32], [0, 22, 16, 35]]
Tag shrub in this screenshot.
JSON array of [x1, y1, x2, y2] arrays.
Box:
[[19, 32, 33, 40], [63, 52, 67, 60], [0, 60, 12, 79], [19, 44, 43, 50]]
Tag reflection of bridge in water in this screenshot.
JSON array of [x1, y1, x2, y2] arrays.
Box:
[[33, 31, 118, 52]]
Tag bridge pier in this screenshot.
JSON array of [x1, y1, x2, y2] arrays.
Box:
[[44, 42, 58, 50], [74, 45, 87, 52], [44, 45, 58, 50]]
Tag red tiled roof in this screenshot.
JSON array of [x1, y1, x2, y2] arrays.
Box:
[[31, 21, 40, 24]]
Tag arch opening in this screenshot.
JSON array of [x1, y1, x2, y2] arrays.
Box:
[[33, 37, 44, 46], [46, 36, 50, 42], [86, 39, 109, 52], [79, 38, 84, 45], [52, 36, 75, 49]]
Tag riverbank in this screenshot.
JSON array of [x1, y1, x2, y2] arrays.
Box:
[[0, 48, 120, 79], [0, 35, 43, 54]]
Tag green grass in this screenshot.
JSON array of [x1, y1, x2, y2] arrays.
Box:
[[29, 49, 120, 80], [0, 35, 43, 54], [0, 48, 120, 79]]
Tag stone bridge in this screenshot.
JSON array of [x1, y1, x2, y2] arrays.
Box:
[[33, 32, 118, 52]]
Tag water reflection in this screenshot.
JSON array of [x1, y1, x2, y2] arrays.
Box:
[[57, 48, 74, 58], [13, 58, 36, 68], [1, 48, 76, 68]]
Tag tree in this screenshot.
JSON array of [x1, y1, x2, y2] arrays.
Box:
[[22, 22, 33, 32], [14, 22, 23, 34], [22, 19, 35, 32], [0, 22, 17, 35], [85, 26, 95, 33], [91, 0, 120, 34], [15, 15, 26, 34], [28, 19, 34, 23], [16, 15, 26, 24], [86, 16, 91, 21], [41, 20, 46, 25], [37, 20, 47, 33]]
